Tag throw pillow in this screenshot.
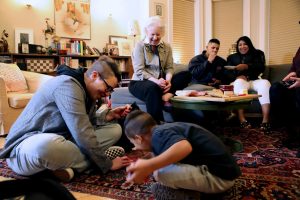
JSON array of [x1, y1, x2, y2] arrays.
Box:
[[0, 63, 28, 92]]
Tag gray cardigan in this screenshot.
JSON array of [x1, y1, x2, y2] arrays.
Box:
[[0, 75, 113, 173], [131, 40, 174, 80]]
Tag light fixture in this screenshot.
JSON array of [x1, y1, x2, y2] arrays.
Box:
[[128, 20, 140, 48], [128, 20, 140, 37]]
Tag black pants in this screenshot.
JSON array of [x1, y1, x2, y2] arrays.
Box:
[[129, 71, 191, 122], [270, 82, 300, 133]]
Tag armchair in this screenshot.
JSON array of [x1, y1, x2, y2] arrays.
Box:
[[0, 70, 53, 135]]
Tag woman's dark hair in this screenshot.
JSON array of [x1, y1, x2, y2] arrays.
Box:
[[236, 36, 256, 55]]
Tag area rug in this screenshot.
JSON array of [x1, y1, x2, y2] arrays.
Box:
[[0, 128, 300, 200]]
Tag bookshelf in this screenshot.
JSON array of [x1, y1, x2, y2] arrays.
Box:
[[0, 53, 133, 84]]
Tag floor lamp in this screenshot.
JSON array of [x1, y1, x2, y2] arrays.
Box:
[[127, 20, 140, 50]]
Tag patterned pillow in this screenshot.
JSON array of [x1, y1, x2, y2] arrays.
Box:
[[0, 63, 28, 92]]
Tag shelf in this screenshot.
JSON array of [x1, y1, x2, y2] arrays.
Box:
[[0, 53, 133, 81]]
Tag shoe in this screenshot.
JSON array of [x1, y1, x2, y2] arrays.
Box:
[[260, 122, 271, 134], [151, 182, 200, 200], [105, 146, 125, 160], [52, 168, 74, 182], [226, 111, 236, 122], [240, 120, 251, 129]]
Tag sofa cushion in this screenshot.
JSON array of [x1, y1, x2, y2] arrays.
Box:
[[7, 92, 34, 108], [184, 84, 214, 91], [265, 64, 291, 83], [173, 63, 188, 74], [0, 63, 28, 92], [112, 87, 145, 105]]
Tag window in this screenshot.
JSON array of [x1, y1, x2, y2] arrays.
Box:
[[269, 0, 300, 64], [173, 0, 195, 64], [212, 0, 243, 59]]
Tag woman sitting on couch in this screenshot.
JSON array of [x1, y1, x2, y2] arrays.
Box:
[[128, 16, 190, 123], [225, 36, 271, 133]]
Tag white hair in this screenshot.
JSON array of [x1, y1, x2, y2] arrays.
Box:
[[144, 16, 165, 35]]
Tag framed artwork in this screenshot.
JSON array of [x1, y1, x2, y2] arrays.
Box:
[[118, 40, 133, 56], [154, 3, 164, 17], [106, 44, 119, 56], [15, 28, 34, 53], [54, 0, 91, 39], [108, 35, 133, 56], [109, 35, 127, 45], [21, 43, 29, 54]]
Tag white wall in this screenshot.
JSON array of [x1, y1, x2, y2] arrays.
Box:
[[0, 0, 150, 53]]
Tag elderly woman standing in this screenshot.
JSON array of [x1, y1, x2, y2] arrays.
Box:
[[226, 36, 271, 133], [129, 16, 190, 123]]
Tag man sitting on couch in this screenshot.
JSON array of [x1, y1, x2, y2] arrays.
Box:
[[188, 38, 227, 89]]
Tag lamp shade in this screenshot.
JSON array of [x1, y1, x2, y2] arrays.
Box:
[[128, 20, 140, 36]]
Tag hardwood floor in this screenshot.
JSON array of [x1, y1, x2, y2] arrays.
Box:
[[0, 137, 114, 200]]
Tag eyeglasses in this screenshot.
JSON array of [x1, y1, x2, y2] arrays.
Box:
[[100, 76, 114, 93]]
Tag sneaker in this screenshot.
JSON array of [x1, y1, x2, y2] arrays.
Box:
[[151, 182, 200, 200], [240, 120, 251, 129], [260, 122, 271, 134], [52, 168, 74, 182], [105, 146, 125, 160]]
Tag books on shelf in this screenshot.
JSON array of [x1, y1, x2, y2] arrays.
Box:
[[85, 60, 93, 68], [54, 39, 87, 56], [0, 55, 12, 63], [114, 59, 127, 72]]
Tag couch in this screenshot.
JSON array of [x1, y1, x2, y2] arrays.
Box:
[[0, 63, 53, 135], [111, 63, 292, 121]]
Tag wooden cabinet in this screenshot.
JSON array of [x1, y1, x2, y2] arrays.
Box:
[[0, 53, 133, 84], [110, 56, 133, 86]]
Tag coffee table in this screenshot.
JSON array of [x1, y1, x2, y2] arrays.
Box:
[[171, 94, 260, 111]]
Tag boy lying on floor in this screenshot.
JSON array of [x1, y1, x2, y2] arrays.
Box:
[[124, 110, 241, 199]]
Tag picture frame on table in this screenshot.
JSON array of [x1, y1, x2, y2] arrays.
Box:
[[21, 43, 29, 54], [109, 35, 127, 46], [15, 28, 34, 53], [118, 40, 133, 56], [106, 43, 119, 56]]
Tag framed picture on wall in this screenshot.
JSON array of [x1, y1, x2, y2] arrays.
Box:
[[54, 0, 91, 39], [154, 3, 164, 17], [14, 28, 34, 53]]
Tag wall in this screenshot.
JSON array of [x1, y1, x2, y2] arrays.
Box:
[[0, 0, 150, 53]]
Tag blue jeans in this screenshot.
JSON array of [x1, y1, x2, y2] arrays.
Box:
[[6, 123, 121, 176]]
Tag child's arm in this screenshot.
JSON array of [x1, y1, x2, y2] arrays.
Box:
[[126, 140, 192, 184]]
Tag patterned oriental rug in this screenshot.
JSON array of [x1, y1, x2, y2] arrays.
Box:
[[0, 128, 300, 200]]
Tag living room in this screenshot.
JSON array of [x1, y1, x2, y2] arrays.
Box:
[[0, 0, 300, 199]]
